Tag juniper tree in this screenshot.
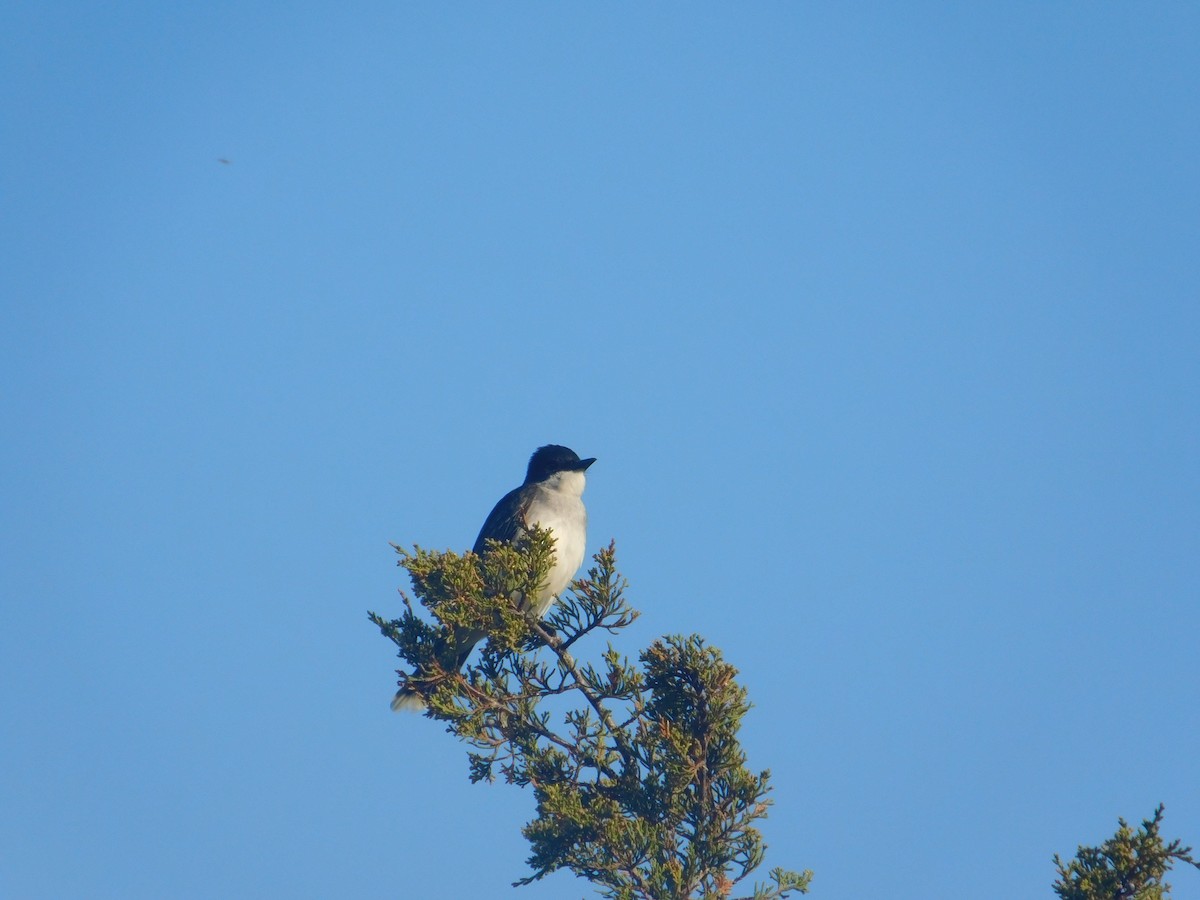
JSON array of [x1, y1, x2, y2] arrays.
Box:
[[1053, 804, 1200, 900], [370, 530, 811, 900]]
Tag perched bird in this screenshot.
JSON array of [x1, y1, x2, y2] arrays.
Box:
[[391, 444, 596, 712]]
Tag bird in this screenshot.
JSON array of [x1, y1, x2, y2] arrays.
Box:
[[391, 444, 596, 712]]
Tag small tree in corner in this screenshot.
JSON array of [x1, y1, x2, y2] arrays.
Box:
[[1053, 804, 1200, 900], [370, 531, 811, 900]]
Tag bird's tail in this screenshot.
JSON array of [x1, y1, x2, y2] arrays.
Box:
[[389, 627, 488, 713], [390, 687, 426, 713]]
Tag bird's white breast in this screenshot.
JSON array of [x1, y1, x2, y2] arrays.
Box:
[[524, 472, 588, 615]]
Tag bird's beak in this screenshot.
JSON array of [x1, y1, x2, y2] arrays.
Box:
[[578, 458, 597, 471]]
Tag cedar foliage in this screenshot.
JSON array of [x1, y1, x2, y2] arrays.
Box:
[[370, 530, 811, 900], [1053, 804, 1200, 900]]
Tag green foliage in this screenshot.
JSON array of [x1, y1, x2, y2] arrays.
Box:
[[1052, 805, 1200, 900], [369, 531, 811, 900]]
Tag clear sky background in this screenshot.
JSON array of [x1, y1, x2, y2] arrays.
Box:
[[2, 4, 1197, 899]]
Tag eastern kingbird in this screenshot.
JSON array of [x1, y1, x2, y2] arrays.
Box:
[[391, 444, 596, 712]]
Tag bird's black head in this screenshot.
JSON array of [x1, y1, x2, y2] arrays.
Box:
[[524, 444, 597, 484]]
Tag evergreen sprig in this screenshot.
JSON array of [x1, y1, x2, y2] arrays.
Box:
[[369, 531, 811, 900], [1052, 804, 1200, 900]]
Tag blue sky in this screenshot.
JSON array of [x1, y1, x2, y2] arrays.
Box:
[[2, 4, 1198, 898]]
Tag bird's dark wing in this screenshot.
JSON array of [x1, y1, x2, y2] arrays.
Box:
[[472, 486, 528, 554]]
